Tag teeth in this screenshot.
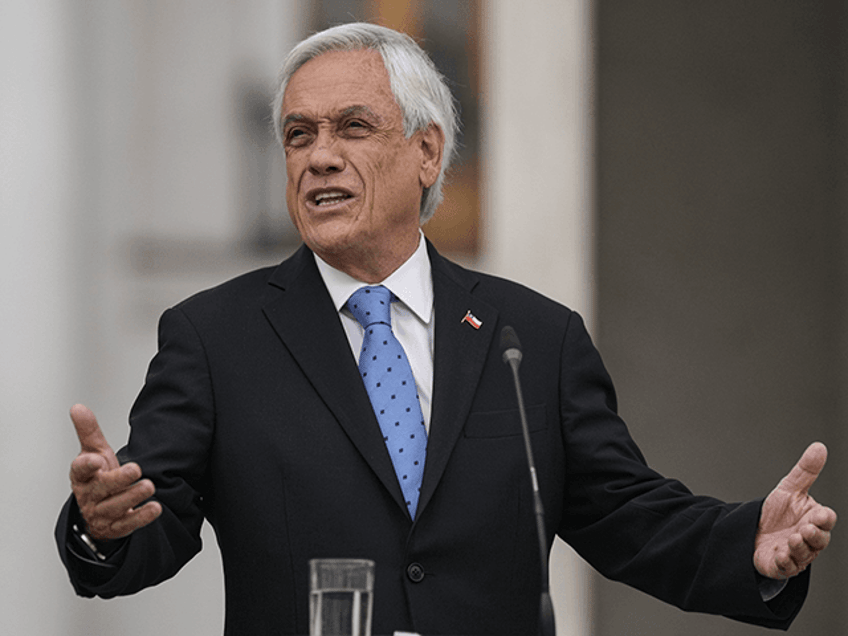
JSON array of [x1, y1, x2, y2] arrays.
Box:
[[314, 191, 349, 205]]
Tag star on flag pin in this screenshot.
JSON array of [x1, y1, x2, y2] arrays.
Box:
[[461, 310, 482, 330]]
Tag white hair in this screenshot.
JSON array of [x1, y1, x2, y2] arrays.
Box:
[[272, 22, 459, 224]]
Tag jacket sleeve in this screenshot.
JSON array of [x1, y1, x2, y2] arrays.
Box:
[[55, 306, 213, 598], [555, 311, 808, 630]]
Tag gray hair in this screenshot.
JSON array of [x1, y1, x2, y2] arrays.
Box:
[[272, 22, 459, 224]]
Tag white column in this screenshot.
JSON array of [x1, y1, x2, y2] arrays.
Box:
[[0, 1, 81, 634], [480, 2, 594, 636]]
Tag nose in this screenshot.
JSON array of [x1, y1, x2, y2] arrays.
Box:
[[308, 129, 345, 175]]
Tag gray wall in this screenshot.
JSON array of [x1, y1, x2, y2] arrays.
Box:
[[594, 2, 847, 635]]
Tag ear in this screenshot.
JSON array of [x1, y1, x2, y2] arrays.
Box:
[[417, 123, 445, 189]]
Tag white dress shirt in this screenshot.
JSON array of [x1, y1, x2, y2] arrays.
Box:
[[313, 233, 435, 433]]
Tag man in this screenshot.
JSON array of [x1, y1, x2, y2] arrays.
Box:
[[57, 23, 836, 635]]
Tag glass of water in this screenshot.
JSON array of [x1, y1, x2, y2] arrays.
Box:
[[309, 558, 375, 636]]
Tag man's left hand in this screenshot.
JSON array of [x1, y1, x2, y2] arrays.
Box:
[[754, 442, 837, 580]]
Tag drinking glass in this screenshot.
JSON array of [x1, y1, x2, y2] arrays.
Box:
[[309, 558, 375, 636]]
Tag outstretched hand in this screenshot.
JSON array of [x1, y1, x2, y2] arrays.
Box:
[[754, 442, 837, 580], [69, 404, 162, 541]]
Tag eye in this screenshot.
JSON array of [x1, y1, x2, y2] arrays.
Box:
[[284, 127, 312, 147], [343, 119, 371, 136]]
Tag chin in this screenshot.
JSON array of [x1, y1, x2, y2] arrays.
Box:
[[302, 224, 362, 258]]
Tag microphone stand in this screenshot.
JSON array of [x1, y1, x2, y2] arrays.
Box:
[[501, 326, 556, 636]]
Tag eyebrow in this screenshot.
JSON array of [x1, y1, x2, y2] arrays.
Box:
[[281, 113, 305, 130], [340, 105, 380, 120], [281, 105, 382, 130]]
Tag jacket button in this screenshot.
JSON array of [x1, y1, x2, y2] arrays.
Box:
[[406, 562, 425, 583]]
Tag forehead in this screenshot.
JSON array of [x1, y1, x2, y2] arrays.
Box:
[[282, 49, 402, 122]]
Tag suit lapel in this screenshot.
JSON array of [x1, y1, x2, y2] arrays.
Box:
[[262, 246, 406, 511], [418, 245, 499, 516], [261, 244, 501, 521]]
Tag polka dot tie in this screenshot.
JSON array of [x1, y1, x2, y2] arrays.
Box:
[[347, 285, 427, 519]]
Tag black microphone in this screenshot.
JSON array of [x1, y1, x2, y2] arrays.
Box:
[[500, 326, 556, 636]]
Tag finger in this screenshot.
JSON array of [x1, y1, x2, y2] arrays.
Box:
[[86, 462, 144, 501], [778, 442, 828, 496], [71, 461, 143, 505], [96, 462, 143, 490], [70, 404, 117, 464], [90, 501, 162, 541], [800, 523, 831, 552], [71, 458, 141, 491], [93, 478, 156, 520], [773, 548, 794, 578], [755, 544, 792, 580], [787, 533, 814, 567], [113, 500, 162, 537], [811, 505, 838, 532], [775, 543, 810, 578], [69, 452, 108, 484]]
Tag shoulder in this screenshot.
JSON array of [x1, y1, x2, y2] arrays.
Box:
[[432, 248, 576, 320], [429, 248, 590, 364], [170, 246, 310, 315], [174, 266, 278, 311], [156, 247, 314, 341]]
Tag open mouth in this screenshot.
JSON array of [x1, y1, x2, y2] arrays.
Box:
[[312, 190, 353, 207]]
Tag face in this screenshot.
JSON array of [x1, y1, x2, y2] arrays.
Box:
[[281, 49, 442, 282]]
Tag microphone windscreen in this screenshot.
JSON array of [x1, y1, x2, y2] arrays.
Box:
[[500, 325, 522, 355]]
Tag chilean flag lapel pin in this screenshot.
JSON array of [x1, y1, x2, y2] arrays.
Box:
[[461, 310, 483, 330]]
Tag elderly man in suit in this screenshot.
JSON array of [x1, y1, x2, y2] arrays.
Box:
[[57, 22, 835, 636]]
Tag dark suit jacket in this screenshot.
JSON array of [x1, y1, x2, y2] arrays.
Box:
[[57, 242, 808, 634]]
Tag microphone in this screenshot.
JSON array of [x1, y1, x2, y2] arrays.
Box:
[[500, 326, 556, 636]]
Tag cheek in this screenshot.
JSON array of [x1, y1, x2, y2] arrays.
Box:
[[284, 159, 303, 206], [284, 155, 298, 188], [284, 176, 304, 229], [370, 144, 412, 184], [376, 152, 421, 205]]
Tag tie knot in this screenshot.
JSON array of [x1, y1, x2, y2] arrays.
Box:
[[348, 285, 393, 329]]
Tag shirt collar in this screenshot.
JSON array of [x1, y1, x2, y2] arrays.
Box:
[[313, 232, 434, 324]]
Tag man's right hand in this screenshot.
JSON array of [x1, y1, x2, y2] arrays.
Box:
[[69, 404, 162, 541]]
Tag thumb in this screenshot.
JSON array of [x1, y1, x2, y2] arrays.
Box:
[[778, 442, 828, 496], [70, 404, 115, 459]]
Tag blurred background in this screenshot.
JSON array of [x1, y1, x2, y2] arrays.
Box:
[[1, 1, 845, 635]]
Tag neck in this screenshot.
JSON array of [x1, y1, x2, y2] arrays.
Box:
[[317, 232, 420, 284]]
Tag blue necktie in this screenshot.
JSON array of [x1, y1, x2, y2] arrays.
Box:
[[347, 285, 427, 519]]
